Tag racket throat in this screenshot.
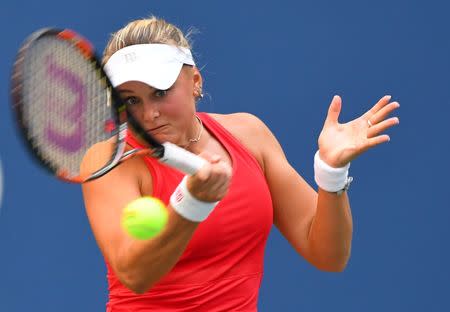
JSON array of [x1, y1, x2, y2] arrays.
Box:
[[152, 147, 165, 158]]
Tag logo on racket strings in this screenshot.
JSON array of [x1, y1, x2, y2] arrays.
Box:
[[44, 56, 86, 153]]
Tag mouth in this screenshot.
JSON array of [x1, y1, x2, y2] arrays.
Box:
[[147, 124, 168, 134]]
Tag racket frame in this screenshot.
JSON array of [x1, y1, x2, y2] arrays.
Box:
[[11, 28, 203, 183]]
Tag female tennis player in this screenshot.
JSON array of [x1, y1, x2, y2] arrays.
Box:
[[81, 16, 400, 311]]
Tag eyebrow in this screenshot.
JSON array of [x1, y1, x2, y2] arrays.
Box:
[[117, 87, 160, 94], [117, 89, 136, 94]]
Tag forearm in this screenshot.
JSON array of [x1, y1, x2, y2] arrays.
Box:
[[115, 207, 198, 293], [307, 189, 353, 271]]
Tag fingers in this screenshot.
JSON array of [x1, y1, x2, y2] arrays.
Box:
[[325, 95, 342, 125], [193, 160, 212, 181], [205, 161, 232, 197], [320, 94, 399, 163], [187, 153, 232, 202], [366, 134, 391, 149], [367, 117, 400, 138], [192, 152, 222, 181], [365, 95, 392, 117], [364, 96, 400, 143], [368, 101, 400, 125]]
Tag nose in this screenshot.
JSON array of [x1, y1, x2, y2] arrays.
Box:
[[141, 101, 160, 121]]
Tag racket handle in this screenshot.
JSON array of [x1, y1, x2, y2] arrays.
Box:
[[160, 142, 207, 175]]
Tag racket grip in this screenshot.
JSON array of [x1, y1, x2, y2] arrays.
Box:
[[160, 142, 207, 175]]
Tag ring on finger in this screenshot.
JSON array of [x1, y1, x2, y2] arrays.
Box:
[[367, 119, 373, 127]]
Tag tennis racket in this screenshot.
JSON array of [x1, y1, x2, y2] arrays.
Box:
[[11, 28, 206, 183]]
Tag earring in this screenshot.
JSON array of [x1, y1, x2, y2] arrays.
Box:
[[195, 87, 204, 99]]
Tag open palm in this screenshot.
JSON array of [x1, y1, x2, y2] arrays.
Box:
[[318, 95, 400, 168]]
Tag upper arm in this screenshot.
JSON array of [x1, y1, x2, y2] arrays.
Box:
[[80, 143, 148, 271], [263, 141, 318, 260], [230, 113, 318, 260]]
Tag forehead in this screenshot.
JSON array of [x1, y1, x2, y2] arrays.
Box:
[[116, 81, 157, 92]]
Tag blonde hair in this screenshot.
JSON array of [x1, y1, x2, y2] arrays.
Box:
[[102, 16, 195, 65]]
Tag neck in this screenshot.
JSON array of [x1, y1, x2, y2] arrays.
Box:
[[183, 114, 204, 151]]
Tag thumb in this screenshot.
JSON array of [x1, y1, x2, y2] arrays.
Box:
[[190, 151, 218, 181], [325, 95, 342, 125], [189, 160, 212, 182]]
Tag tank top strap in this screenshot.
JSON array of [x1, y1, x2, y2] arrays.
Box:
[[125, 130, 141, 149]]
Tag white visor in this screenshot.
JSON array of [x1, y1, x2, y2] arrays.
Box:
[[104, 44, 195, 90]]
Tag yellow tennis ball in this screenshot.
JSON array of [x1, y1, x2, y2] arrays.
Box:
[[121, 197, 168, 240]]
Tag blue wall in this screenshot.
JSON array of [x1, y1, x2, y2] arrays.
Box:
[[1, 1, 449, 311]]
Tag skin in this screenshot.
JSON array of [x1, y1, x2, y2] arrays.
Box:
[[81, 65, 400, 294]]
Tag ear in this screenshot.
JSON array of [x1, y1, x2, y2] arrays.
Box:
[[192, 67, 203, 97]]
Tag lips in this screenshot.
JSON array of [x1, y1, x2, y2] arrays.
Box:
[[147, 124, 168, 134]]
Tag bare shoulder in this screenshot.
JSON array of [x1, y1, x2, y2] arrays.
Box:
[[207, 112, 275, 171], [80, 140, 115, 175], [80, 139, 152, 196], [209, 112, 267, 133]]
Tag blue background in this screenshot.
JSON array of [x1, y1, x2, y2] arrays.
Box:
[[1, 1, 448, 311]]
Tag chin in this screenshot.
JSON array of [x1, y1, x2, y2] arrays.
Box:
[[154, 133, 178, 144]]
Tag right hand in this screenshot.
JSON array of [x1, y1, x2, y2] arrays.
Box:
[[186, 152, 232, 202]]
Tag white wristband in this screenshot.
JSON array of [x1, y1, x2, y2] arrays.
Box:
[[314, 151, 352, 193], [170, 176, 219, 222]]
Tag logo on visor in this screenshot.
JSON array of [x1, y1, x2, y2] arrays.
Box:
[[123, 52, 137, 63]]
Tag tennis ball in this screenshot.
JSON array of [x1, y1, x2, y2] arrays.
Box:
[[121, 197, 168, 240]]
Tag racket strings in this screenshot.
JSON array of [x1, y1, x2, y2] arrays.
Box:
[[21, 37, 117, 179]]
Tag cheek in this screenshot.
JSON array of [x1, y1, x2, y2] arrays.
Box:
[[160, 100, 184, 116], [160, 92, 195, 118]]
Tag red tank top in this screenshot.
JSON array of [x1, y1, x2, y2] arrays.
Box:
[[106, 113, 273, 312]]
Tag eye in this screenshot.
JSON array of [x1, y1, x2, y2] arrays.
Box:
[[123, 96, 140, 106], [154, 89, 168, 98]]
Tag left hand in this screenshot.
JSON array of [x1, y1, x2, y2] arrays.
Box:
[[318, 95, 400, 168]]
